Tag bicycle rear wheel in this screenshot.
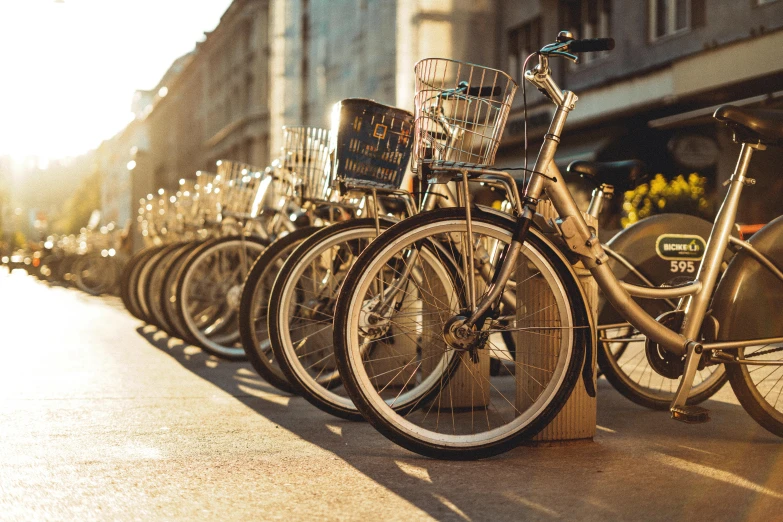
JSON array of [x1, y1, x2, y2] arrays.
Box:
[[727, 346, 783, 437], [333, 208, 589, 459], [121, 246, 164, 320], [160, 240, 204, 342], [144, 241, 189, 333], [598, 321, 726, 409]]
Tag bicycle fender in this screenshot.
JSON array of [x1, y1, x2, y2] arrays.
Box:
[[483, 207, 597, 397], [599, 213, 716, 326], [711, 215, 783, 341]]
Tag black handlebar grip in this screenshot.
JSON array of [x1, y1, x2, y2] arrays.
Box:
[[569, 38, 615, 53], [465, 85, 502, 97], [441, 82, 503, 99]]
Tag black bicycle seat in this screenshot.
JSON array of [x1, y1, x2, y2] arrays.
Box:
[[714, 105, 783, 145], [566, 160, 648, 190]]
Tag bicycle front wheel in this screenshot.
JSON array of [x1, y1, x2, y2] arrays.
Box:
[[176, 235, 267, 360], [238, 226, 322, 393], [333, 208, 589, 459], [269, 219, 398, 420]]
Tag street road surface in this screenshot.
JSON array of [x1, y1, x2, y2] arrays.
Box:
[[1, 270, 782, 521]]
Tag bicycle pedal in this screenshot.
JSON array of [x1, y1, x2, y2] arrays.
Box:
[[670, 405, 711, 424]]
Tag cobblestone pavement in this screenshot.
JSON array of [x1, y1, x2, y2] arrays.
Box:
[[1, 269, 782, 521]]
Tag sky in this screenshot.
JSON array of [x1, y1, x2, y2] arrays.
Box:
[[0, 0, 234, 160]]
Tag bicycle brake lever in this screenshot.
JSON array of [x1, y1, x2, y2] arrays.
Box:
[[549, 50, 579, 63], [539, 42, 579, 63]]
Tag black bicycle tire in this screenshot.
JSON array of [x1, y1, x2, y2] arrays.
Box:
[[159, 241, 205, 343], [143, 241, 190, 332], [122, 246, 164, 320], [726, 351, 783, 438]]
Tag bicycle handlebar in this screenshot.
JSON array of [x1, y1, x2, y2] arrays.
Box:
[[568, 38, 615, 53], [439, 81, 502, 100], [463, 85, 502, 97]]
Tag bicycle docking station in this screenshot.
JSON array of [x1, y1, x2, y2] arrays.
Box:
[[525, 200, 598, 442]]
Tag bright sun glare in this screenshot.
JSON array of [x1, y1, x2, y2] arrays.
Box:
[[0, 0, 233, 160]]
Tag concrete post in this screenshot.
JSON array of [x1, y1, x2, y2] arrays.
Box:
[[523, 200, 597, 442]]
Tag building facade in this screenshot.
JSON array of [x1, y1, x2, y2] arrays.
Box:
[[495, 0, 783, 225], [102, 0, 783, 247]]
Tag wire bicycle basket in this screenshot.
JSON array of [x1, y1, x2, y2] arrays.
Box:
[[412, 58, 518, 172], [193, 170, 221, 225], [215, 160, 271, 220], [330, 98, 414, 191], [257, 161, 295, 214], [281, 126, 332, 203]]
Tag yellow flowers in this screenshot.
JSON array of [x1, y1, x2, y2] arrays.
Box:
[[622, 173, 709, 228]]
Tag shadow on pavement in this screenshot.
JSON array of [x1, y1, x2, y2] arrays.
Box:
[[136, 325, 783, 520]]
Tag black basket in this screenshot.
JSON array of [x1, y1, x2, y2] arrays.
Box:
[[331, 99, 414, 190]]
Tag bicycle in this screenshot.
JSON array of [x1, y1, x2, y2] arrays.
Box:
[[172, 160, 300, 359], [237, 125, 345, 385], [265, 99, 420, 416], [331, 33, 783, 459], [260, 97, 521, 409], [567, 159, 728, 409]]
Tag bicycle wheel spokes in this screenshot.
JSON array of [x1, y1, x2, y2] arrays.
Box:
[[272, 225, 390, 418], [338, 215, 582, 450], [599, 323, 725, 406], [285, 244, 350, 387], [743, 345, 783, 413], [179, 237, 266, 358]]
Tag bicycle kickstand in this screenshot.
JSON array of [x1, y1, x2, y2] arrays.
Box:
[[669, 341, 711, 424]]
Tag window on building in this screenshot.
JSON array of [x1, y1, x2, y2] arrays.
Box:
[[245, 75, 254, 112], [508, 18, 541, 82], [244, 20, 254, 52], [649, 0, 703, 40], [560, 0, 612, 62], [244, 138, 254, 164]]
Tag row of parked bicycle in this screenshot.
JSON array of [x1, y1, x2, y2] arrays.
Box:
[[12, 221, 127, 296], [105, 34, 782, 459]]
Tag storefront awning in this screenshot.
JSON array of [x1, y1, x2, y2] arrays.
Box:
[[553, 137, 611, 168], [648, 90, 783, 129], [495, 136, 611, 172]]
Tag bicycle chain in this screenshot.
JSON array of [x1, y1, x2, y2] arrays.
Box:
[[742, 345, 783, 358]]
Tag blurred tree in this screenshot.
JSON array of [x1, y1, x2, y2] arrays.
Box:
[[50, 170, 102, 235], [622, 173, 709, 228], [13, 230, 27, 249]]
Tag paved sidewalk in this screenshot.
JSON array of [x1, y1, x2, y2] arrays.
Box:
[[0, 270, 782, 521]]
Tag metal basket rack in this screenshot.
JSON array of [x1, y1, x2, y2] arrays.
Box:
[[331, 98, 414, 191], [215, 160, 272, 220], [281, 126, 332, 203], [193, 170, 221, 225], [258, 161, 296, 214], [173, 179, 199, 232], [412, 58, 518, 172]]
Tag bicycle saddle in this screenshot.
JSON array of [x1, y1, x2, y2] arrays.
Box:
[[566, 159, 647, 190], [714, 105, 783, 145]]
